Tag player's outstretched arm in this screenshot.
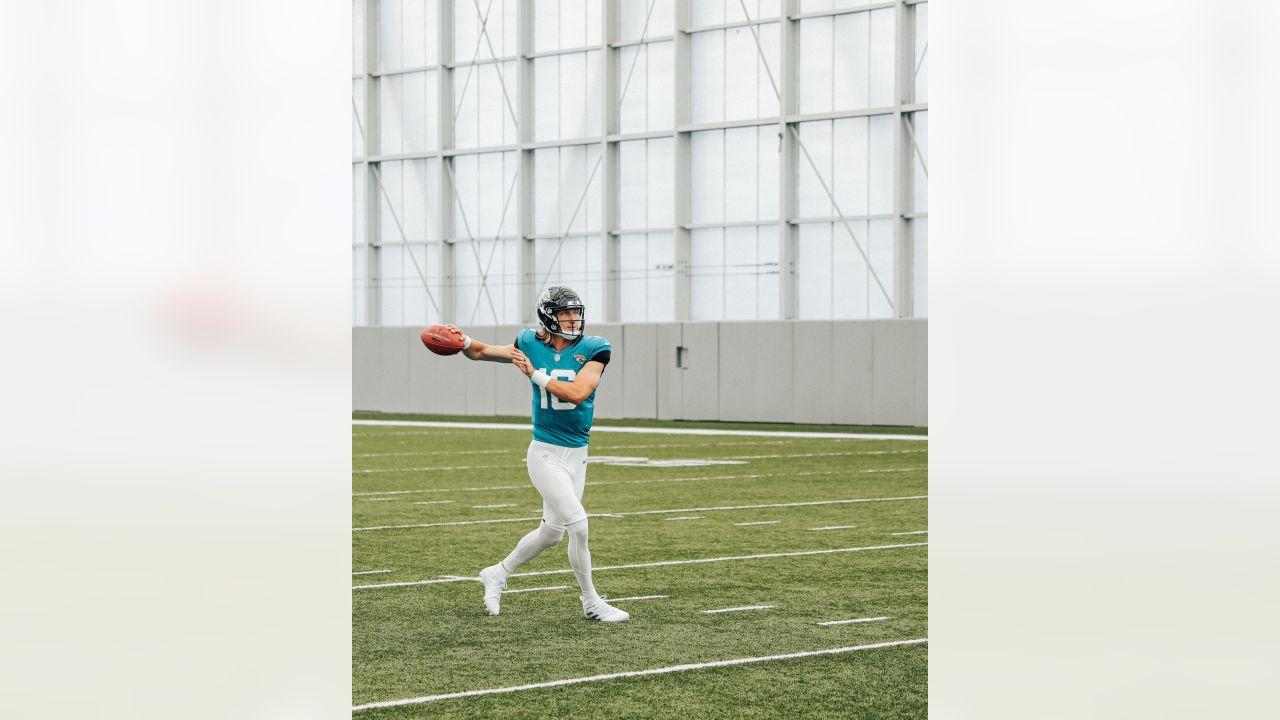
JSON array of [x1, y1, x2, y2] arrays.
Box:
[[510, 349, 605, 405], [445, 324, 516, 363]]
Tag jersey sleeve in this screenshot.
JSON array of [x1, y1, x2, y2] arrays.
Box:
[[587, 337, 612, 365]]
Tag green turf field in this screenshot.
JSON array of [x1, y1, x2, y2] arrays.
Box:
[[352, 420, 928, 718]]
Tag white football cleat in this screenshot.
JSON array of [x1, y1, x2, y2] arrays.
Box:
[[582, 594, 630, 622], [479, 565, 507, 616]]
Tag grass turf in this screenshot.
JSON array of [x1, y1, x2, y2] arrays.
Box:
[[353, 422, 928, 718]]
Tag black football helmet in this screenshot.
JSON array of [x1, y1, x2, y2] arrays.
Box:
[[536, 286, 586, 339]]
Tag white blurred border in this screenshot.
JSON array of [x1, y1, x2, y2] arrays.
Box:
[[932, 1, 1280, 717], [1, 1, 350, 718], [5, 1, 1280, 718]]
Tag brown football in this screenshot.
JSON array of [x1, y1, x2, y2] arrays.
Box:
[[420, 325, 465, 356]]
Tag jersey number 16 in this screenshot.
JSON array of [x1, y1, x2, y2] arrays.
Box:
[[538, 368, 577, 410]]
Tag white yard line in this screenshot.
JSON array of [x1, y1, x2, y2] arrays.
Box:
[[354, 449, 511, 457], [354, 516, 541, 532], [503, 585, 569, 594], [807, 525, 859, 531], [352, 467, 922, 498], [891, 531, 928, 536], [727, 450, 926, 459], [412, 500, 455, 505], [353, 450, 926, 474], [665, 516, 704, 521], [608, 595, 667, 602], [612, 495, 927, 518], [352, 569, 392, 576], [355, 464, 519, 474], [351, 638, 928, 711], [733, 520, 779, 526], [352, 419, 927, 441], [702, 605, 775, 614], [360, 498, 396, 502], [816, 616, 890, 626], [352, 542, 927, 590], [472, 504, 516, 509], [352, 495, 926, 531]]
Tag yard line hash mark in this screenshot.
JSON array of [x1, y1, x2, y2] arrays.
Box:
[[352, 468, 924, 497], [353, 542, 927, 590], [352, 570, 392, 576], [891, 531, 928, 536], [807, 525, 859, 531], [703, 605, 775, 614], [350, 638, 929, 710], [817, 617, 890, 626], [665, 516, 704, 521], [472, 504, 516, 509], [609, 595, 667, 602], [734, 521, 780, 526], [352, 496, 926, 531], [503, 585, 569, 594]]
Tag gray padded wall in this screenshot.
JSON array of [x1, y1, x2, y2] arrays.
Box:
[[355, 319, 927, 427], [621, 324, 658, 420], [719, 322, 795, 423], [678, 323, 720, 421]]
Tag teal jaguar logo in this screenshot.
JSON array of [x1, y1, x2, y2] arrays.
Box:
[[574, 354, 586, 364]]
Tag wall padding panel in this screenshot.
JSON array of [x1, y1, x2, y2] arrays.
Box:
[[408, 336, 468, 415], [830, 322, 876, 425], [353, 326, 383, 411], [914, 320, 928, 427], [621, 323, 658, 420], [353, 320, 928, 427], [378, 327, 414, 413], [871, 320, 916, 426], [656, 323, 683, 421], [719, 322, 795, 423], [679, 322, 720, 421], [791, 321, 835, 424]]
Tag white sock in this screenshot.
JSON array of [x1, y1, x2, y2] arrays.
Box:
[[567, 519, 599, 602], [500, 522, 564, 575]]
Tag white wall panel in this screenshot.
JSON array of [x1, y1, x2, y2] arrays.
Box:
[[619, 0, 673, 40]]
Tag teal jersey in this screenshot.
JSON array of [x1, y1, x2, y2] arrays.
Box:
[[515, 329, 611, 448]]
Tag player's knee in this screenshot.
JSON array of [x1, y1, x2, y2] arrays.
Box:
[[538, 523, 564, 546], [567, 518, 589, 543]]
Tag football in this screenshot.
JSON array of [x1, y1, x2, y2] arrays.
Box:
[[420, 325, 466, 356]]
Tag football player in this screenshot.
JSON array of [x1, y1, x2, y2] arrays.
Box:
[[445, 286, 629, 622]]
